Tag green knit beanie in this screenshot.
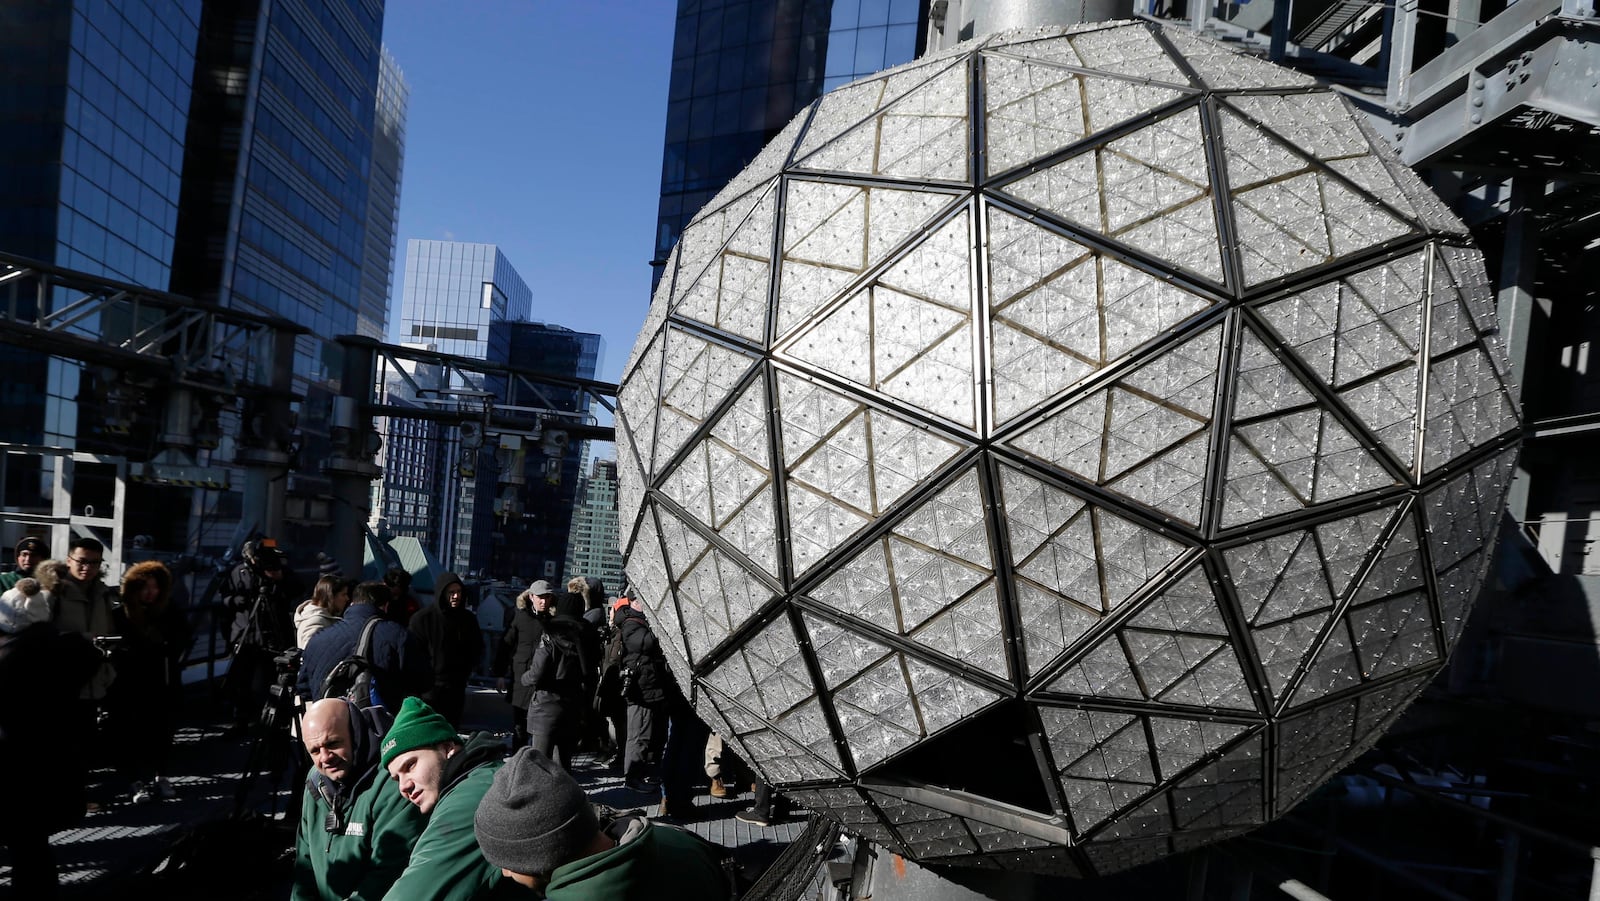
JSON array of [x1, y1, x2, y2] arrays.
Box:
[[380, 696, 459, 771]]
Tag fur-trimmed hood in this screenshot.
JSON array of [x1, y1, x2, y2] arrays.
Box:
[[120, 560, 173, 616], [0, 577, 52, 632], [32, 558, 71, 596]]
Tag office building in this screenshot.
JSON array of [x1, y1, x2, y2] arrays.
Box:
[[564, 458, 625, 595], [390, 240, 532, 571], [0, 1, 204, 461], [0, 0, 405, 559], [398, 239, 532, 359], [651, 0, 927, 290]]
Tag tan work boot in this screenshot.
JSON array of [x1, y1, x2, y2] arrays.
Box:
[[709, 777, 729, 799]]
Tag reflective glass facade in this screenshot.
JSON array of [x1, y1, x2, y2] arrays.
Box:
[[400, 240, 533, 359], [360, 48, 407, 340], [0, 0, 202, 452], [2, 0, 404, 560], [821, 0, 924, 92], [651, 0, 927, 290], [394, 241, 535, 574], [166, 0, 402, 554]]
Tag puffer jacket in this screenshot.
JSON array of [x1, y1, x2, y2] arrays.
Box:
[[112, 561, 191, 698], [295, 604, 433, 710], [294, 599, 341, 650]]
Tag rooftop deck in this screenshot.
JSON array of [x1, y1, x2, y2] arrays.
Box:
[[5, 685, 807, 899]]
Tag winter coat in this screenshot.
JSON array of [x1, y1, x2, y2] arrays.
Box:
[[409, 573, 483, 690], [294, 600, 341, 650], [522, 615, 596, 736], [544, 815, 731, 901], [295, 603, 433, 711], [221, 561, 300, 652], [493, 604, 546, 710], [292, 702, 427, 901], [0, 621, 103, 838], [53, 574, 118, 639], [382, 731, 517, 901], [616, 606, 670, 707], [110, 561, 191, 701], [51, 573, 120, 700]]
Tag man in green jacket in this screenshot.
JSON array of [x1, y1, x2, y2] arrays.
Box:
[[381, 696, 515, 900], [293, 697, 426, 900], [474, 746, 732, 900]]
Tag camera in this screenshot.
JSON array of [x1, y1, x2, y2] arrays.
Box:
[[93, 634, 124, 656]]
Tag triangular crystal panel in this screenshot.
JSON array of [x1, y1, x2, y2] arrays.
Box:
[[1348, 590, 1438, 680], [797, 61, 971, 182], [907, 583, 1009, 679], [1048, 637, 1143, 699], [796, 57, 958, 159], [1167, 735, 1265, 830], [1422, 344, 1519, 473], [982, 52, 1089, 177], [1067, 25, 1192, 86], [1130, 566, 1228, 634], [653, 327, 761, 473], [653, 503, 710, 583], [1286, 619, 1361, 707], [1147, 716, 1250, 782], [905, 656, 1005, 735], [834, 655, 923, 771], [673, 184, 777, 343], [987, 206, 1214, 426], [1234, 170, 1415, 286], [1006, 324, 1220, 524], [1160, 27, 1317, 89]]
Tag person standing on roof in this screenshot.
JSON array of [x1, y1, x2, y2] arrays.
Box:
[[297, 581, 433, 712], [494, 580, 554, 751], [0, 535, 46, 593], [410, 572, 483, 728], [381, 696, 516, 900], [292, 697, 426, 900]]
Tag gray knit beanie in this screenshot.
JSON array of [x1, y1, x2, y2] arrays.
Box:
[[474, 747, 600, 876]]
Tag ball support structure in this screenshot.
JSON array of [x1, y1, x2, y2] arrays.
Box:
[[617, 21, 1521, 877]]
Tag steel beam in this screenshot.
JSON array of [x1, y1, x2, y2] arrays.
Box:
[[1400, 31, 1600, 167]]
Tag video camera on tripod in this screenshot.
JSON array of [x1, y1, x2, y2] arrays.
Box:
[[228, 538, 289, 658], [262, 646, 303, 731]]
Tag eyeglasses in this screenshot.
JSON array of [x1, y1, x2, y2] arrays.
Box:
[[68, 555, 105, 572]]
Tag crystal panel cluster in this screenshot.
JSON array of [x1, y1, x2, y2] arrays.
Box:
[[616, 22, 1520, 877]]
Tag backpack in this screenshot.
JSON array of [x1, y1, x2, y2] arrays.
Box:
[[535, 628, 584, 692], [318, 617, 384, 711]]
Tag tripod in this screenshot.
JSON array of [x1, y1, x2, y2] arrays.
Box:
[[231, 648, 308, 822]]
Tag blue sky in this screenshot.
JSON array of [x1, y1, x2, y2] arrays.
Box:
[[380, 0, 676, 386]]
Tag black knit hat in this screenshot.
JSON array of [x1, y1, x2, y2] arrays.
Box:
[[15, 537, 46, 558], [474, 748, 599, 876]]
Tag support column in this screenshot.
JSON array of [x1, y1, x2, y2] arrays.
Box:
[[235, 323, 296, 548], [1497, 176, 1543, 524], [326, 337, 382, 579]]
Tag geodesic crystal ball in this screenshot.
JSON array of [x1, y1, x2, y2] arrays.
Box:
[[615, 21, 1521, 878]]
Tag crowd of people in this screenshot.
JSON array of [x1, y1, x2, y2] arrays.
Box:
[[0, 533, 787, 899]]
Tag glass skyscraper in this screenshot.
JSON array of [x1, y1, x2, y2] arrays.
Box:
[[399, 240, 533, 359], [0, 0, 203, 456], [2, 0, 406, 560], [651, 0, 928, 290], [389, 240, 537, 573]]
